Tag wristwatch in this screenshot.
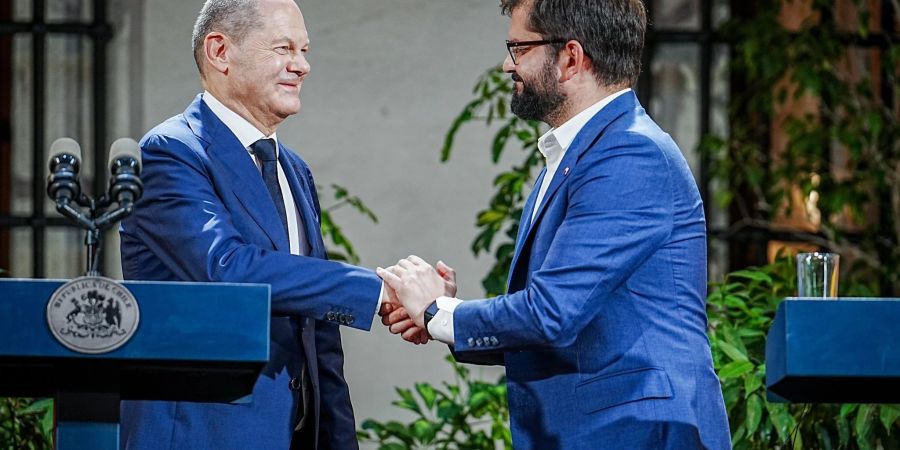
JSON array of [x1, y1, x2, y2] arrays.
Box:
[[423, 300, 439, 328]]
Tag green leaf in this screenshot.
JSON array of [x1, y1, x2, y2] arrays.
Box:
[[744, 374, 762, 396], [415, 383, 437, 410], [719, 341, 749, 362], [840, 403, 859, 419], [469, 391, 491, 410], [880, 404, 900, 432], [729, 269, 773, 283], [18, 398, 52, 415], [718, 360, 754, 378], [767, 403, 793, 442], [394, 388, 421, 415], [377, 443, 407, 450], [746, 394, 763, 435], [855, 404, 873, 445], [412, 418, 436, 443]]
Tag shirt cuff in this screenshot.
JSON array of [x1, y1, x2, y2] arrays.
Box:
[[427, 296, 462, 344], [374, 282, 385, 316]]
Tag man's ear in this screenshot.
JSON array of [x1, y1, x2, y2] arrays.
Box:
[[558, 40, 588, 83], [204, 32, 230, 74]]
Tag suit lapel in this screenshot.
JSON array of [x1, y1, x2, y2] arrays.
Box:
[[508, 92, 638, 281], [186, 95, 290, 251], [507, 167, 546, 288], [279, 149, 326, 259]]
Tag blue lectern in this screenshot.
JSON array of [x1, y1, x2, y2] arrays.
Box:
[[0, 278, 270, 450], [766, 298, 900, 403]]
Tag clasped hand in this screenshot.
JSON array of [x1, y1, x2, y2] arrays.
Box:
[[376, 256, 456, 345]]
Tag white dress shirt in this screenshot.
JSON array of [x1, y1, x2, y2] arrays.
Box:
[[204, 91, 309, 256], [427, 88, 632, 344]]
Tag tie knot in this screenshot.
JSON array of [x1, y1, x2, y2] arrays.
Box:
[[251, 138, 277, 162]]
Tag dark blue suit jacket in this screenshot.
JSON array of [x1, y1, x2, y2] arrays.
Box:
[[119, 94, 380, 449], [453, 92, 731, 449]]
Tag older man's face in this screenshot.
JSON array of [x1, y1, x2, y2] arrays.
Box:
[[227, 0, 310, 130]]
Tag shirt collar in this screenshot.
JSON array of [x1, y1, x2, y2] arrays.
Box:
[[203, 90, 279, 156], [537, 88, 631, 161]]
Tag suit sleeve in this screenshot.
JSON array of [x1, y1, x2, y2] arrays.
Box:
[[123, 133, 380, 330], [452, 133, 674, 353]]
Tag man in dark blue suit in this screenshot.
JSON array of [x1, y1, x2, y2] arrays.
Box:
[[118, 0, 416, 448], [380, 0, 732, 448]]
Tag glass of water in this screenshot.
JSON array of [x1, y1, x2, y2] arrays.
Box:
[[796, 252, 840, 299]]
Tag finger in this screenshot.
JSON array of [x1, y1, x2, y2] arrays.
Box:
[[397, 259, 415, 270], [406, 255, 428, 266], [436, 260, 456, 279], [390, 318, 417, 335], [402, 326, 425, 343], [414, 328, 432, 345], [387, 307, 410, 324], [378, 301, 395, 317], [380, 304, 402, 326], [376, 267, 402, 289], [387, 265, 405, 276]]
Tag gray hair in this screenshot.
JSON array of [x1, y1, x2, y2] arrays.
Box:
[[191, 0, 263, 74]]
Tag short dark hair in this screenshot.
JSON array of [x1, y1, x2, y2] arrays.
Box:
[[500, 0, 647, 87], [191, 0, 263, 74]]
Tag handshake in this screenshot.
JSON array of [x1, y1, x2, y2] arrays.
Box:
[[375, 256, 457, 345]]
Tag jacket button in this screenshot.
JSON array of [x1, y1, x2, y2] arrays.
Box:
[[347, 314, 355, 324], [475, 338, 483, 346], [326, 312, 335, 321], [289, 377, 302, 391], [467, 337, 475, 347], [490, 336, 499, 345]]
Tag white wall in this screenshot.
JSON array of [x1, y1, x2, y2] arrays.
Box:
[[121, 0, 515, 441]]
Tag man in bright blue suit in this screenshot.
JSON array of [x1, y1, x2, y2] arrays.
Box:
[[118, 0, 416, 448], [380, 0, 731, 448]]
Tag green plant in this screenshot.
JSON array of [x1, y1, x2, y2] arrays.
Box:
[[0, 398, 53, 450], [357, 355, 511, 450], [700, 0, 899, 293], [707, 257, 900, 449], [319, 183, 379, 264]]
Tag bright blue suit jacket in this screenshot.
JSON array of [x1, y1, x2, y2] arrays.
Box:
[[119, 94, 380, 450], [453, 92, 731, 449]]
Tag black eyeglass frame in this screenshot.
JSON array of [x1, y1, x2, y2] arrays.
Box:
[[505, 39, 569, 64]]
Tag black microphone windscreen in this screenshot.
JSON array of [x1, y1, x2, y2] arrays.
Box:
[[108, 138, 141, 173]]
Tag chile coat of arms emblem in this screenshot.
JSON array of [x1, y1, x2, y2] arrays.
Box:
[[46, 276, 140, 354]]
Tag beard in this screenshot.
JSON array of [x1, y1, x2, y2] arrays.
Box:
[[510, 56, 567, 124]]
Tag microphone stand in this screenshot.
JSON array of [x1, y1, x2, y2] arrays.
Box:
[[53, 190, 133, 278]]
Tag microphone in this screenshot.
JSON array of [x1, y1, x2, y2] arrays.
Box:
[[46, 137, 83, 205], [107, 138, 143, 207]]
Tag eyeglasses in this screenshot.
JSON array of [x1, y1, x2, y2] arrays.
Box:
[[505, 39, 568, 65]]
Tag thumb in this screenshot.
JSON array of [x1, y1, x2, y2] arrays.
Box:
[[376, 267, 402, 289]]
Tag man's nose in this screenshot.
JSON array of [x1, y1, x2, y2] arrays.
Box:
[[288, 53, 311, 77], [502, 54, 516, 73]]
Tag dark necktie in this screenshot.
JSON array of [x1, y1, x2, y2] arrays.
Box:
[[251, 139, 314, 433], [250, 138, 289, 236]]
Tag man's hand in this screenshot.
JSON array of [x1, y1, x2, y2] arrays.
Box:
[[377, 275, 430, 345], [377, 255, 445, 328]]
